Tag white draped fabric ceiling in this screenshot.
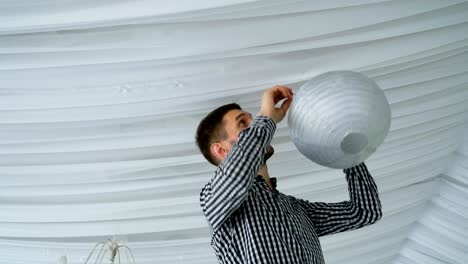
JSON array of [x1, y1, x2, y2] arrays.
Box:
[[1, 0, 468, 263]]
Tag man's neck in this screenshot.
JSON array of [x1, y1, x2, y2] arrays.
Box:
[[258, 164, 273, 190]]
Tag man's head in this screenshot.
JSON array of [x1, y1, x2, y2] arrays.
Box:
[[195, 103, 274, 166]]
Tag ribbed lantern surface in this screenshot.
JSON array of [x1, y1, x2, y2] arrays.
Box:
[[288, 71, 391, 169]]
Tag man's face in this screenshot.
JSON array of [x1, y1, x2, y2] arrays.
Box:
[[223, 109, 253, 144], [220, 109, 274, 163]]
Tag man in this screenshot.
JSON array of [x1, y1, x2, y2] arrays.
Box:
[[195, 85, 382, 264]]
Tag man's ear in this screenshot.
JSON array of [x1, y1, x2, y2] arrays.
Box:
[[210, 142, 228, 163]]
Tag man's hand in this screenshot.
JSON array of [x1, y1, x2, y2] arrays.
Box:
[[257, 85, 293, 124]]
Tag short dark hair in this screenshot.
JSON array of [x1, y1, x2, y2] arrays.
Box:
[[195, 103, 242, 166]]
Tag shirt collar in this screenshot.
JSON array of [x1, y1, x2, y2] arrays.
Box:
[[256, 175, 277, 190]]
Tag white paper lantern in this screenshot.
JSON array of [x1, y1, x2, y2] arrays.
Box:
[[288, 71, 391, 169]]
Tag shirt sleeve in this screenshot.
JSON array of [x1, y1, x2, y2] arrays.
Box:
[[200, 116, 276, 233], [288, 162, 382, 237]]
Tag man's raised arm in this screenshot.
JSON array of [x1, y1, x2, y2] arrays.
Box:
[[289, 162, 382, 237], [200, 116, 275, 232]]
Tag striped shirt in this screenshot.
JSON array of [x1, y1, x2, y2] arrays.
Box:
[[200, 116, 382, 264]]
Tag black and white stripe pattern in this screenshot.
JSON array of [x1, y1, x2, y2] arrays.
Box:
[[200, 116, 382, 264]]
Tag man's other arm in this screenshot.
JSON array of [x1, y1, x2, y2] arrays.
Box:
[[289, 163, 382, 236]]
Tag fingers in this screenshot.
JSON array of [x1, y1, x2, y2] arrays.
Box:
[[258, 85, 294, 123], [274, 85, 293, 95], [280, 96, 292, 112], [270, 85, 293, 104], [272, 85, 293, 111]]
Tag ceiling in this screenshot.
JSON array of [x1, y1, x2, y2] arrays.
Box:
[[1, 0, 467, 263]]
